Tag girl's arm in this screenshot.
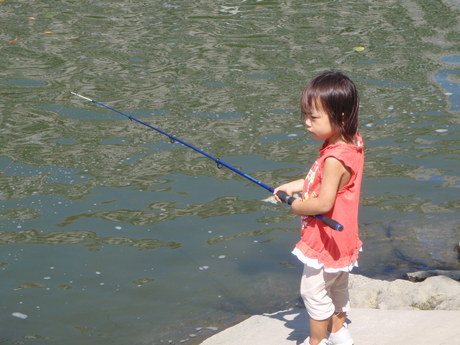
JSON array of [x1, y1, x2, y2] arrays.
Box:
[[290, 157, 351, 216]]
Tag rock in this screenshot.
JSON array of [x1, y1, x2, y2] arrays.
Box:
[[406, 270, 460, 282], [376, 219, 459, 271], [349, 274, 460, 310]]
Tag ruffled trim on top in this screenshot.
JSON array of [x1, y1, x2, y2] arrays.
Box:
[[292, 247, 361, 273]]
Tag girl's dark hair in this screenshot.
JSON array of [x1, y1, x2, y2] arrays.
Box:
[[301, 71, 359, 143]]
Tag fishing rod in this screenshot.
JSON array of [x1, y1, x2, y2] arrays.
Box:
[[70, 92, 343, 231]]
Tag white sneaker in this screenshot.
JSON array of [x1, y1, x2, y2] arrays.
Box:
[[327, 324, 353, 345], [302, 337, 332, 345]]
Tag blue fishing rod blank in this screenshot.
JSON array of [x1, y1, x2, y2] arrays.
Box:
[[70, 92, 344, 231]]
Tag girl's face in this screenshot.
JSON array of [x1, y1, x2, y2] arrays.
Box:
[[303, 100, 340, 142]]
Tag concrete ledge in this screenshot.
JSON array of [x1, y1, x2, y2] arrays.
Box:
[[200, 308, 460, 345]]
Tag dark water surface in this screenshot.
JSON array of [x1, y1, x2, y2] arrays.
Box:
[[1, 1, 459, 344]]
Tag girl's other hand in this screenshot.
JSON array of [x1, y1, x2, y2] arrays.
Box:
[[273, 185, 290, 203], [273, 179, 304, 203]]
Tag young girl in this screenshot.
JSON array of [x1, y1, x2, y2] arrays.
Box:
[[274, 71, 364, 345]]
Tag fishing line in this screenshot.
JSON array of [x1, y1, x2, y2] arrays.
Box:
[[70, 92, 344, 231]]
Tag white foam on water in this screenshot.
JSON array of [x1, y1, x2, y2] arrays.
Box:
[[12, 312, 28, 319], [261, 195, 277, 204]]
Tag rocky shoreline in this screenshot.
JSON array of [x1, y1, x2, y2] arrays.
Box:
[[349, 270, 460, 310], [200, 270, 460, 344]]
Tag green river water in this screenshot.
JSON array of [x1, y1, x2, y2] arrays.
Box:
[[0, 1, 459, 344]]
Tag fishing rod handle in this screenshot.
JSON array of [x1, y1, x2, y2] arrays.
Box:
[[276, 190, 296, 205], [275, 191, 344, 232], [315, 215, 344, 232]]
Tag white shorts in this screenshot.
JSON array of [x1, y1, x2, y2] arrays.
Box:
[[300, 264, 350, 320]]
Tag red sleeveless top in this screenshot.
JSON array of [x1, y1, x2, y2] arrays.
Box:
[[294, 134, 364, 269]]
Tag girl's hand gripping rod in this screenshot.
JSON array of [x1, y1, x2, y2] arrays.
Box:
[[70, 92, 344, 232], [275, 191, 343, 231]]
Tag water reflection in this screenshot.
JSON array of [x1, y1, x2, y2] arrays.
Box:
[[0, 229, 181, 251], [435, 55, 460, 111]]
